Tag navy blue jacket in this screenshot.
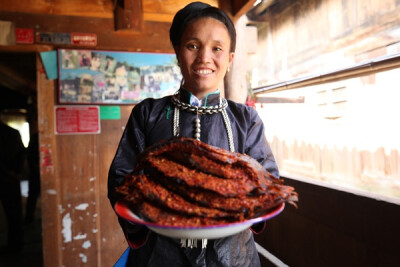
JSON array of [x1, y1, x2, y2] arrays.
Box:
[[108, 89, 279, 267]]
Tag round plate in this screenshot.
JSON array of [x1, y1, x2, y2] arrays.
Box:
[[114, 201, 285, 239]]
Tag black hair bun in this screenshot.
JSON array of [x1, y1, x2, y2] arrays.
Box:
[[169, 2, 211, 48]]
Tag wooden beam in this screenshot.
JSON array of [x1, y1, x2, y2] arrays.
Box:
[[36, 54, 62, 267], [256, 96, 305, 103], [143, 12, 173, 23], [143, 0, 219, 22], [0, 44, 53, 53], [0, 11, 174, 52], [114, 0, 143, 32], [0, 62, 36, 94], [232, 0, 257, 22], [246, 0, 275, 22], [0, 0, 113, 19], [253, 54, 400, 94]]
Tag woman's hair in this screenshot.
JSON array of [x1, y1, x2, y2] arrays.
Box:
[[169, 1, 236, 53]]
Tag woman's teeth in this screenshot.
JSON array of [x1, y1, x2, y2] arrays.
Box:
[[196, 69, 213, 74]]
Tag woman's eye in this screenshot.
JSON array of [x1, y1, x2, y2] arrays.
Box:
[[187, 44, 198, 49]]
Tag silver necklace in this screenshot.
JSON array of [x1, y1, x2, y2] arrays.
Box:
[[171, 92, 235, 249], [171, 93, 235, 152]]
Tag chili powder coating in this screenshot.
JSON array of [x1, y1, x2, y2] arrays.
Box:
[[116, 137, 298, 227]]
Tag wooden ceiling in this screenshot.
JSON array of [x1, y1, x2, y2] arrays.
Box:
[[0, 0, 257, 109], [0, 0, 255, 29], [0, 0, 215, 22]]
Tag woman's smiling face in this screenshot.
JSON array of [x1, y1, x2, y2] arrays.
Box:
[[177, 17, 234, 99]]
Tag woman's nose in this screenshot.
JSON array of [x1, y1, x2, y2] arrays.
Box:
[[197, 47, 211, 63]]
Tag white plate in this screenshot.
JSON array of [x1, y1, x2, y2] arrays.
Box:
[[115, 201, 285, 239]]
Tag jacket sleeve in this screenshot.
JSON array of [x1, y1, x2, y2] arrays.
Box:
[[244, 107, 279, 234], [244, 107, 279, 179], [108, 103, 150, 249]]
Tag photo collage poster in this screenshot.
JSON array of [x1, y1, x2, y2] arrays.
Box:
[[58, 49, 182, 104]]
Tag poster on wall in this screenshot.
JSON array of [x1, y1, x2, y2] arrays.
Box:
[[58, 49, 182, 104], [55, 105, 100, 135]]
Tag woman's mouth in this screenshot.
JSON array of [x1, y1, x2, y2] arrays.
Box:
[[195, 69, 214, 75]]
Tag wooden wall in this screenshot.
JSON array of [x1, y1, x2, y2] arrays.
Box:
[[251, 0, 400, 201], [251, 1, 400, 265], [251, 0, 400, 86], [255, 177, 400, 266], [36, 55, 134, 266], [22, 0, 184, 263]]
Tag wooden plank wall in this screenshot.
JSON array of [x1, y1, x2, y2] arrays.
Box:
[[252, 0, 400, 200], [251, 1, 400, 265], [36, 55, 62, 266], [97, 107, 133, 264], [255, 177, 400, 266], [37, 51, 134, 265], [252, 0, 400, 86]]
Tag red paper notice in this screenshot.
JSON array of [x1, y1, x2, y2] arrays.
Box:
[[55, 106, 100, 134], [71, 32, 97, 46], [16, 28, 34, 44]]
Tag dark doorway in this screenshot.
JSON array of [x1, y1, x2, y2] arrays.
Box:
[[0, 52, 43, 267]]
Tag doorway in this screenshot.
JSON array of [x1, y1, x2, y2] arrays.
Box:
[[0, 51, 43, 266]]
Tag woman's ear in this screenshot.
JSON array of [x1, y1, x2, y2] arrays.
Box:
[[226, 52, 235, 73], [229, 52, 235, 65]]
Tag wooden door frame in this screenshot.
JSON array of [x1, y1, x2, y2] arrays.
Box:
[[0, 44, 62, 266]]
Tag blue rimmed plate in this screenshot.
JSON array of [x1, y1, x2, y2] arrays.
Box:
[[115, 201, 285, 239]]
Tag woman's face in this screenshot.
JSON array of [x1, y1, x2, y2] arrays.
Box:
[[177, 17, 234, 99], [90, 56, 101, 71]]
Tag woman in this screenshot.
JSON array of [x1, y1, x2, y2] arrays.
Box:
[[108, 2, 279, 266]]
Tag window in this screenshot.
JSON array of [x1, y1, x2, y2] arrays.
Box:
[[256, 68, 400, 203]]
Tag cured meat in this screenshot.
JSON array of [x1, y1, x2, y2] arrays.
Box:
[[121, 174, 244, 221], [144, 156, 257, 197], [159, 179, 284, 218], [137, 201, 235, 227], [117, 137, 298, 227], [136, 137, 278, 191]]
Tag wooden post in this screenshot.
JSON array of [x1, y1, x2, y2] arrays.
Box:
[[114, 0, 143, 32], [224, 15, 249, 103], [36, 52, 63, 267]]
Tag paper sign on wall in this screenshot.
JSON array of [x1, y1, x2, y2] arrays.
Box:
[[100, 106, 121, 120], [40, 51, 58, 80], [16, 28, 34, 44], [71, 32, 97, 46], [55, 105, 100, 134]]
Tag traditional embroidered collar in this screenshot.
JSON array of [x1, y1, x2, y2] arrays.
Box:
[[180, 88, 221, 107]]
